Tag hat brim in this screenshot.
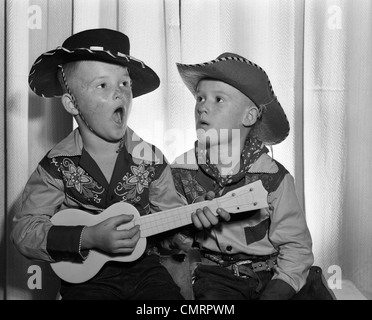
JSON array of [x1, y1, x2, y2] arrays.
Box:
[[29, 48, 160, 98], [177, 58, 290, 145]]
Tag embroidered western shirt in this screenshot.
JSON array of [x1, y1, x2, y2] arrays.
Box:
[[171, 147, 314, 296], [11, 127, 184, 262]]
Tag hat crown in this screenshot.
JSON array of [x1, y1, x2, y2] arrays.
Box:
[[62, 28, 130, 56], [216, 52, 245, 60]]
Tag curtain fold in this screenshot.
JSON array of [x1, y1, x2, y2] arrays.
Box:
[[304, 0, 347, 278], [342, 0, 372, 299], [304, 0, 372, 299], [5, 0, 73, 300], [0, 0, 371, 299], [6, 0, 33, 300], [0, 0, 6, 301]]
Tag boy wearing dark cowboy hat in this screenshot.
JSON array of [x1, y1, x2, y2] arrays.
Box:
[[11, 28, 185, 300], [170, 53, 314, 300]]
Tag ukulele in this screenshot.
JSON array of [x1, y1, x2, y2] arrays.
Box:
[[50, 180, 268, 283]]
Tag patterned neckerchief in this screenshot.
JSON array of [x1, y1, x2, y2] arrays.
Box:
[[196, 137, 269, 188]]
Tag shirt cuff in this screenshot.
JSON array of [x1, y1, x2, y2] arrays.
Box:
[[260, 279, 296, 300], [47, 225, 89, 262]]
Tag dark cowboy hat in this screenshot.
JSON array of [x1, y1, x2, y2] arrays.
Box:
[[176, 52, 290, 145], [29, 28, 160, 98]]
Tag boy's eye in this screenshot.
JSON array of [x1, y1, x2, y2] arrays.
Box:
[[121, 80, 132, 88], [97, 83, 107, 89], [196, 96, 204, 103], [216, 97, 224, 103]]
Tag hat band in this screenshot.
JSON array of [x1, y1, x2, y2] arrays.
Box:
[[35, 46, 146, 69]]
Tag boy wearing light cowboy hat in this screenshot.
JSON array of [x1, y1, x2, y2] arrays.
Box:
[[11, 28, 186, 300], [170, 53, 318, 300]]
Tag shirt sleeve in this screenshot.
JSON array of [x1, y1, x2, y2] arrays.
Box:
[[10, 164, 86, 262], [149, 165, 193, 252], [149, 165, 185, 212], [265, 173, 314, 295]]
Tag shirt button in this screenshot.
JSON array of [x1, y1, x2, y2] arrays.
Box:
[[226, 245, 232, 251]]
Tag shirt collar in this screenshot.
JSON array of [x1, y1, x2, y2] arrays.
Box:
[[172, 146, 279, 174], [47, 126, 157, 163]]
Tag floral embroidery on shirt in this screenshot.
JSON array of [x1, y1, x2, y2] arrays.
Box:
[[182, 177, 206, 202], [115, 161, 155, 204], [60, 158, 104, 202], [128, 164, 150, 193], [51, 158, 59, 167]]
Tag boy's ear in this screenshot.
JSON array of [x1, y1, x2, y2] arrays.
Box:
[[242, 105, 259, 127], [61, 93, 79, 116]]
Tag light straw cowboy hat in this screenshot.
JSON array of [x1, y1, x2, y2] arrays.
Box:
[[177, 52, 290, 145]]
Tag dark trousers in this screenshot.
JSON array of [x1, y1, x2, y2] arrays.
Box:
[[193, 264, 335, 300], [60, 254, 184, 300], [193, 264, 273, 300]]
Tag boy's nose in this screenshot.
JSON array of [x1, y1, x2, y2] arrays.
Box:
[[114, 87, 129, 100], [196, 102, 209, 114]]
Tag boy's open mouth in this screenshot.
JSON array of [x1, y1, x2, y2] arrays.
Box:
[[112, 106, 125, 125]]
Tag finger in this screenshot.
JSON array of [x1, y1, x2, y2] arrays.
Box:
[[205, 191, 216, 201], [116, 224, 140, 239], [193, 195, 205, 203], [116, 230, 141, 250], [110, 214, 135, 227], [191, 212, 203, 230], [195, 208, 212, 228], [202, 207, 219, 225], [113, 247, 136, 254], [216, 208, 231, 221]]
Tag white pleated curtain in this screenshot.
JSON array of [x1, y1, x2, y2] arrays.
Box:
[[0, 0, 371, 299]]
